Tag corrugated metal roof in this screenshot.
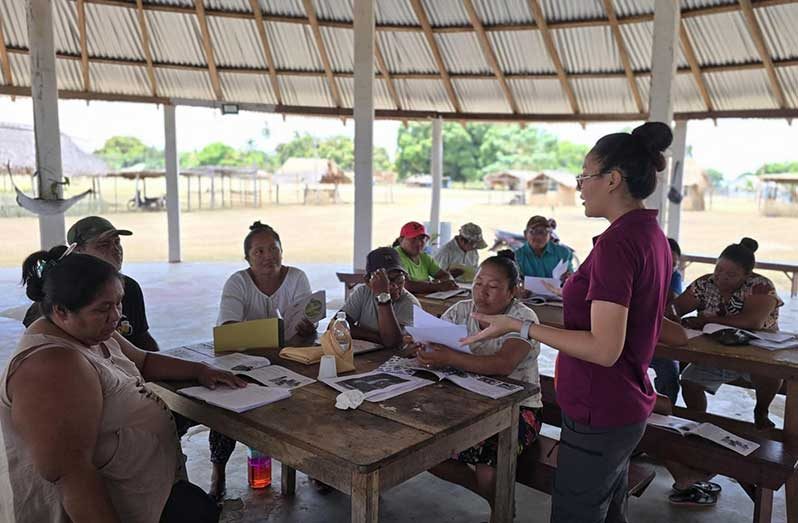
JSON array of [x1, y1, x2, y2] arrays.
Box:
[[684, 12, 759, 65], [394, 79, 452, 112], [420, 0, 469, 27], [145, 11, 207, 66], [312, 0, 352, 22], [572, 77, 638, 113], [205, 0, 251, 13], [375, 0, 418, 26], [489, 31, 555, 74], [473, 0, 532, 26], [553, 26, 621, 73], [53, 0, 80, 56], [337, 77, 395, 110], [704, 69, 778, 110], [279, 75, 335, 107], [85, 4, 143, 60], [0, 0, 27, 48], [539, 0, 605, 23], [377, 32, 437, 73], [777, 66, 798, 109], [321, 27, 354, 73], [56, 59, 84, 92], [266, 21, 322, 71], [453, 79, 511, 113], [155, 68, 215, 100], [614, 0, 655, 18], [755, 4, 798, 62], [8, 53, 30, 87], [436, 33, 490, 75], [259, 0, 306, 18], [509, 78, 571, 113], [219, 71, 275, 103], [207, 16, 264, 68], [89, 63, 151, 96]]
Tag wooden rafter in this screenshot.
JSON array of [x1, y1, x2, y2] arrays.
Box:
[[526, 0, 580, 115], [738, 0, 788, 109], [135, 0, 158, 96], [463, 0, 519, 113], [248, 0, 282, 105], [301, 0, 343, 109], [679, 22, 714, 112], [601, 0, 645, 114], [193, 0, 223, 101], [374, 38, 402, 111], [77, 0, 91, 91], [0, 10, 13, 88], [409, 0, 461, 113]]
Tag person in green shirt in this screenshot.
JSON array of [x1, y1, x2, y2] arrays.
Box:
[[395, 221, 458, 294]]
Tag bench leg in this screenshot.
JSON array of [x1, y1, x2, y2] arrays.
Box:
[[494, 404, 520, 523], [753, 486, 774, 523], [281, 463, 296, 496], [351, 470, 379, 523]]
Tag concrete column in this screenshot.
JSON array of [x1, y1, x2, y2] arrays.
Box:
[[352, 0, 374, 271], [429, 117, 443, 246], [28, 0, 65, 249], [667, 120, 688, 240], [645, 0, 680, 227], [164, 105, 181, 262]]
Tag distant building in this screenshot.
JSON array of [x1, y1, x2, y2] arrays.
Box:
[[483, 170, 577, 207], [273, 158, 350, 185], [758, 173, 798, 217], [681, 158, 711, 211]]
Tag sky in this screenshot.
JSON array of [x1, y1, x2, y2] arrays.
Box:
[[2, 95, 798, 179]]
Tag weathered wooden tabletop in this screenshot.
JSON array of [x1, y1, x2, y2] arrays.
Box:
[[151, 346, 535, 523]]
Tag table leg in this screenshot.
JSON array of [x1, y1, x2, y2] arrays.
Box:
[[281, 463, 296, 496], [784, 381, 798, 523], [351, 470, 379, 523], [494, 404, 520, 523]]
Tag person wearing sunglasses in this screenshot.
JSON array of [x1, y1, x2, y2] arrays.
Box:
[[514, 215, 574, 281], [337, 247, 421, 348]]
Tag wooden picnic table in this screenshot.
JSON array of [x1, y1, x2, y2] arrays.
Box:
[[150, 346, 535, 523], [415, 292, 565, 327]]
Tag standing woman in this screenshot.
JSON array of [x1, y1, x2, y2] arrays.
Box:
[[462, 122, 674, 523]]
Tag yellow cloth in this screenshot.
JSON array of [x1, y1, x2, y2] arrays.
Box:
[[279, 345, 323, 365]]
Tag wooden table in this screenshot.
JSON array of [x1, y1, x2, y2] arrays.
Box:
[[415, 293, 565, 327], [151, 347, 535, 523]]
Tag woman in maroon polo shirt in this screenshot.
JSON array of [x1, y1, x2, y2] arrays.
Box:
[[462, 122, 674, 523]]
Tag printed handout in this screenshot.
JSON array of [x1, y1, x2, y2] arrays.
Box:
[[321, 369, 433, 402], [647, 413, 759, 456], [406, 306, 471, 353]]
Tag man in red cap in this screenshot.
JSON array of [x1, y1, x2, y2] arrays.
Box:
[[395, 221, 458, 294]]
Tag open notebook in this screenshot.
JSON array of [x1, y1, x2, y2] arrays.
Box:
[[178, 384, 291, 413]]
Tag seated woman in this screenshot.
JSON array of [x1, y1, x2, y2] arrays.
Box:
[[514, 215, 574, 280], [338, 247, 420, 348], [395, 221, 458, 294], [210, 221, 316, 500], [1, 245, 243, 522], [411, 252, 541, 520], [674, 237, 784, 429]]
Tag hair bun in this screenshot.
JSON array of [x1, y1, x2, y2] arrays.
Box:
[[632, 122, 672, 171], [496, 249, 516, 261], [739, 237, 759, 253], [249, 220, 269, 231]]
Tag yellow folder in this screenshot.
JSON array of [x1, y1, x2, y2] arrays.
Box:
[[212, 318, 284, 354]]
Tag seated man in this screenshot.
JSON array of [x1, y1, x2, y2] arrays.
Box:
[[433, 222, 486, 283], [337, 247, 420, 348], [395, 221, 457, 294], [22, 216, 159, 351], [514, 215, 574, 280]]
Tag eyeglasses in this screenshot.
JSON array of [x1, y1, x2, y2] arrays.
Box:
[[388, 273, 406, 284], [575, 171, 610, 190]]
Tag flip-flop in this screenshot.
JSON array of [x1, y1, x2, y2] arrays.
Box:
[[669, 486, 717, 507], [672, 481, 722, 495]]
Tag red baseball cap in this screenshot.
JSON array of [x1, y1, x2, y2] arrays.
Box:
[[400, 221, 429, 239]]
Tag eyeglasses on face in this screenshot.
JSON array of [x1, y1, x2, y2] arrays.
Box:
[[575, 171, 611, 190]]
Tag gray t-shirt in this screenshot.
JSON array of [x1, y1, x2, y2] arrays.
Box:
[[340, 284, 420, 333], [433, 238, 479, 282]]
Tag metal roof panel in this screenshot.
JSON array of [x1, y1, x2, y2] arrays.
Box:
[[278, 75, 335, 107], [509, 78, 571, 113], [553, 26, 622, 73], [85, 3, 144, 60], [755, 4, 798, 61], [684, 12, 759, 66], [453, 79, 511, 113], [572, 77, 637, 113], [89, 63, 151, 96], [145, 11, 207, 65], [266, 21, 322, 71], [704, 69, 778, 110], [375, 0, 418, 26], [395, 78, 453, 112], [436, 33, 491, 74], [219, 71, 276, 103], [321, 27, 354, 73], [472, 0, 532, 25], [155, 68, 215, 99], [377, 31, 438, 73], [420, 0, 469, 27], [489, 31, 555, 74], [207, 16, 265, 68]]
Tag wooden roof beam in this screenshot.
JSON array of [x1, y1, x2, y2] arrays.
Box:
[[374, 38, 402, 111], [135, 0, 158, 97], [679, 22, 714, 112], [193, 0, 224, 101], [302, 0, 344, 111], [463, 0, 519, 114], [0, 10, 13, 89], [526, 0, 580, 115], [409, 0, 462, 113], [738, 0, 788, 109], [77, 0, 91, 91], [602, 0, 645, 114], [248, 0, 283, 106]]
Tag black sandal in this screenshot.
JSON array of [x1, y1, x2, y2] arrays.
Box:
[[669, 485, 717, 507], [672, 481, 722, 495]]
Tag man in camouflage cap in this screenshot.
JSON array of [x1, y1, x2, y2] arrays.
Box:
[[433, 222, 487, 282]]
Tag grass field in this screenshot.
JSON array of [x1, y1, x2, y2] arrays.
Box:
[[1, 185, 796, 292]]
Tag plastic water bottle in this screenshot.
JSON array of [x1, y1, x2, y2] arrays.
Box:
[[247, 447, 271, 489], [331, 311, 351, 352]]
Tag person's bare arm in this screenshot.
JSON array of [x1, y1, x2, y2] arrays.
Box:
[[659, 317, 688, 346], [687, 295, 779, 331], [672, 291, 699, 318], [8, 349, 120, 522]]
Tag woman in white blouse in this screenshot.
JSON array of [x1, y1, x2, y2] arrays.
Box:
[[210, 221, 316, 500]]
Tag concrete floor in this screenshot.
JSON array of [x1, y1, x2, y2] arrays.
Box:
[[1, 261, 796, 522]]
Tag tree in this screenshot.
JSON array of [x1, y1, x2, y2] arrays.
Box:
[[94, 136, 164, 170], [705, 168, 725, 189], [275, 132, 320, 167], [755, 161, 798, 175], [318, 135, 355, 170], [373, 147, 392, 172]]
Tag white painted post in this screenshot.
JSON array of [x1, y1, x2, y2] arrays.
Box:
[[667, 120, 688, 240], [646, 0, 680, 228], [429, 117, 443, 245], [352, 0, 374, 271], [164, 105, 181, 263], [28, 0, 65, 249]]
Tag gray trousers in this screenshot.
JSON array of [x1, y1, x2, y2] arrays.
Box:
[[551, 414, 647, 523]]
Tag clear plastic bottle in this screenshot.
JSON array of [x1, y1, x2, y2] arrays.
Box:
[[247, 447, 271, 489], [331, 311, 351, 352]]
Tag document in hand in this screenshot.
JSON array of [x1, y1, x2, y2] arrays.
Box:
[[178, 384, 291, 413], [284, 290, 327, 325], [523, 258, 568, 298], [647, 413, 760, 456], [405, 305, 471, 353]]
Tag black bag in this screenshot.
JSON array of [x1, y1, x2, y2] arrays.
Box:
[[709, 328, 754, 346], [160, 480, 221, 523]]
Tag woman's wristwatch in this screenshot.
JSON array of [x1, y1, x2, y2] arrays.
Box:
[[520, 320, 533, 340]]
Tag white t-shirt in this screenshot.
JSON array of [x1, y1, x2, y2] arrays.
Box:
[[433, 238, 479, 282], [217, 267, 312, 340]]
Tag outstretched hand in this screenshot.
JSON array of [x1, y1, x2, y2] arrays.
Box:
[[459, 313, 523, 345], [197, 366, 248, 390]]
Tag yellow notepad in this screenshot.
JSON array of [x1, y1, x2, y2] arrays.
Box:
[[212, 318, 284, 354]]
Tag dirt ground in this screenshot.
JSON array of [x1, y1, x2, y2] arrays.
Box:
[[0, 186, 795, 291]]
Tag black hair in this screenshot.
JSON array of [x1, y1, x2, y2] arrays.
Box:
[[590, 122, 673, 200], [720, 237, 758, 273], [479, 249, 521, 291], [667, 237, 681, 257], [21, 245, 121, 318], [243, 221, 282, 259]]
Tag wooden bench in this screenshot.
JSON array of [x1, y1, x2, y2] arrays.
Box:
[[537, 375, 798, 523], [680, 253, 798, 297]]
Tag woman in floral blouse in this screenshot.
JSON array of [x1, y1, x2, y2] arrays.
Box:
[[673, 237, 784, 429]]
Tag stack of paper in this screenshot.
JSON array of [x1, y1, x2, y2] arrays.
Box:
[[406, 306, 471, 353], [523, 259, 568, 298], [178, 384, 291, 413]]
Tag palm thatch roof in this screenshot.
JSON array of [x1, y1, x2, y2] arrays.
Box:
[[0, 122, 107, 176]]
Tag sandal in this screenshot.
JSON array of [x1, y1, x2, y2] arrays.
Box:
[[669, 485, 717, 507], [672, 481, 722, 495]]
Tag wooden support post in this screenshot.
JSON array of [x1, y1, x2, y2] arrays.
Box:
[[164, 105, 181, 262]]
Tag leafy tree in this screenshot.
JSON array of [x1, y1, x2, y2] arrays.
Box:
[[755, 161, 798, 175], [705, 168, 725, 189], [94, 136, 163, 170]]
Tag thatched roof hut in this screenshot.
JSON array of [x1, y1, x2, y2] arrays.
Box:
[[0, 123, 107, 176], [273, 158, 350, 185]]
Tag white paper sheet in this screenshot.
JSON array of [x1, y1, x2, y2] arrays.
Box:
[[524, 276, 561, 298], [408, 306, 470, 353], [238, 365, 315, 390], [702, 323, 797, 343], [211, 353, 271, 372], [178, 384, 290, 413], [551, 258, 569, 281]]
